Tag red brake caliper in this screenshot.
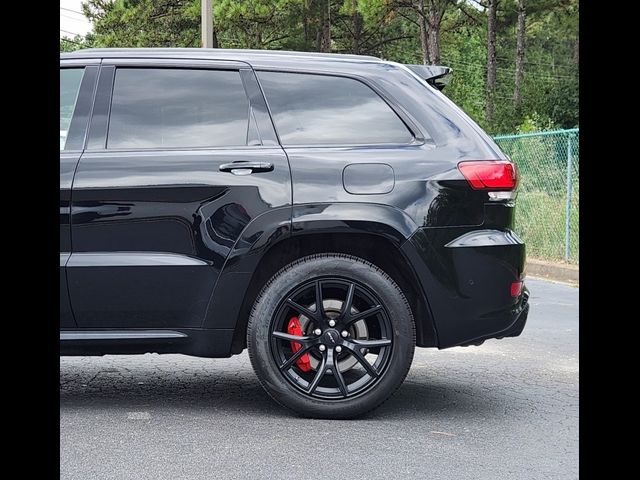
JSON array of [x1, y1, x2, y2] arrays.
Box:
[[287, 317, 312, 372]]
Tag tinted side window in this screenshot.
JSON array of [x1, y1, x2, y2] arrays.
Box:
[[257, 71, 413, 146], [60, 68, 85, 150], [108, 69, 249, 149]]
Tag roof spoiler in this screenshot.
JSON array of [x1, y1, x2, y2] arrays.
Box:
[[405, 65, 453, 90]]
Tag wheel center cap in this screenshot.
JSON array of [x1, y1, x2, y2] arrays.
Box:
[[323, 329, 341, 345]]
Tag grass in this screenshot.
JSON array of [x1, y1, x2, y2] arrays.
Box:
[[515, 191, 579, 264], [494, 131, 579, 265]]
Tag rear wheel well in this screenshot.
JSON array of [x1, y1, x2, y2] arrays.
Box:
[[231, 233, 437, 353]]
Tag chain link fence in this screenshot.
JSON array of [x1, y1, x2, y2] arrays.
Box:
[[493, 128, 579, 264]]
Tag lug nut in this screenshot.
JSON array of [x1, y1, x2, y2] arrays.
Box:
[[341, 330, 348, 338], [335, 346, 342, 353], [314, 328, 322, 336], [319, 345, 326, 352], [328, 320, 336, 327]]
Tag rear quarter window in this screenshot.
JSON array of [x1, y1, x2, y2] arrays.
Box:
[[257, 71, 413, 146]]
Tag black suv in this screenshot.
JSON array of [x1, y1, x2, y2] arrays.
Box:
[[60, 48, 529, 418]]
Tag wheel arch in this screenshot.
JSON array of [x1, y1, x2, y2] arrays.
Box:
[[204, 203, 438, 354], [226, 231, 438, 354]]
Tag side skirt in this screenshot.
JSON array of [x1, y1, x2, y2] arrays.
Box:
[[59, 328, 235, 358]]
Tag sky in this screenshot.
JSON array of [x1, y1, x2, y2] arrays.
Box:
[[60, 0, 93, 39]]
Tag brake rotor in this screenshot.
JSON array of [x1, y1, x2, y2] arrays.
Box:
[[298, 299, 369, 373]]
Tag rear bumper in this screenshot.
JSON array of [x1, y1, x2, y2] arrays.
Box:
[[459, 287, 530, 346], [498, 289, 529, 338], [401, 227, 529, 348]]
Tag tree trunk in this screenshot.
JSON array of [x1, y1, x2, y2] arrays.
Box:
[[303, 1, 311, 49], [351, 0, 363, 54], [485, 0, 498, 123], [211, 29, 219, 49], [418, 0, 429, 64], [513, 0, 525, 107], [209, 1, 219, 48], [573, 35, 579, 64], [426, 2, 441, 64], [211, 2, 220, 48], [316, 0, 331, 52]]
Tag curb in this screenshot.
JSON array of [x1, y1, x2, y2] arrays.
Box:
[[526, 258, 578, 285]]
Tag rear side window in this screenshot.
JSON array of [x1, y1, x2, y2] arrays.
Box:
[[257, 71, 413, 146], [60, 68, 84, 150], [107, 69, 249, 149]]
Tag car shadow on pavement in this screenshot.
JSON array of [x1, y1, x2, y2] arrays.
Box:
[[367, 379, 502, 420], [60, 366, 504, 421]]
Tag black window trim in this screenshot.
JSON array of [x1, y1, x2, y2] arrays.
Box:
[[87, 58, 278, 152], [254, 68, 427, 149], [60, 60, 100, 153]]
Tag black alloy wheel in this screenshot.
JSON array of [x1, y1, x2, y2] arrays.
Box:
[[248, 254, 415, 419], [270, 278, 393, 399]]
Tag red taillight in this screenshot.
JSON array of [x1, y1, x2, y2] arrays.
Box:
[[458, 161, 518, 190], [510, 280, 523, 297]]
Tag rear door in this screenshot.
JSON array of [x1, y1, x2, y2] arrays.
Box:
[[60, 59, 99, 328], [68, 58, 290, 329]]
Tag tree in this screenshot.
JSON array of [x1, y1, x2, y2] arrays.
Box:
[[75, 0, 578, 133], [82, 0, 205, 47], [485, 0, 498, 124], [391, 1, 452, 64], [214, 0, 303, 49], [341, 0, 365, 53], [421, 0, 451, 64], [60, 35, 93, 52], [513, 0, 525, 107], [317, 0, 332, 51], [334, 0, 414, 55], [357, 0, 454, 64], [417, 0, 429, 63]]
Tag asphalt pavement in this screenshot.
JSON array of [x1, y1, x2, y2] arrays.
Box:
[[60, 278, 578, 480]]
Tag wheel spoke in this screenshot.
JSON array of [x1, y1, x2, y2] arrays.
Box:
[[285, 299, 318, 321], [340, 283, 355, 320], [329, 349, 349, 397], [272, 331, 313, 344], [352, 338, 392, 349], [343, 305, 382, 328], [279, 344, 312, 371], [315, 281, 325, 318], [344, 342, 379, 378], [307, 352, 328, 394]]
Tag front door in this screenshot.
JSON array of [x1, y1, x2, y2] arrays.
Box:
[[68, 59, 290, 329]]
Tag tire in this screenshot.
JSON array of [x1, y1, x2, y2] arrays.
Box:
[[247, 253, 415, 419]]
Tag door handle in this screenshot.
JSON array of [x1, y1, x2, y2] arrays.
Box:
[[219, 162, 274, 175]]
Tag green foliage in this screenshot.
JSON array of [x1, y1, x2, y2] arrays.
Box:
[[440, 20, 488, 126], [516, 112, 557, 134], [60, 35, 93, 52], [82, 0, 202, 47], [72, 0, 578, 133], [214, 0, 304, 49]]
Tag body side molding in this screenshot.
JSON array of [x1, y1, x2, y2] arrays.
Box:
[[60, 330, 187, 341], [67, 252, 211, 267]]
